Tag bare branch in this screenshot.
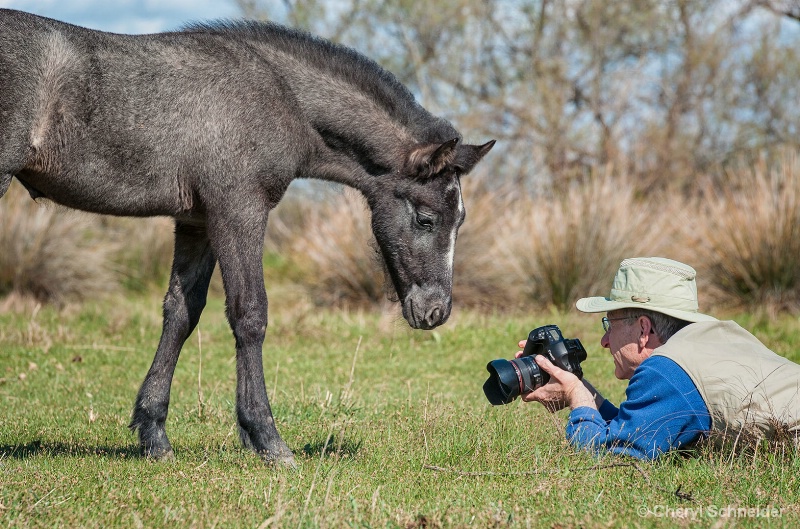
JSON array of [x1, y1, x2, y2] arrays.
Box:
[[753, 0, 800, 22]]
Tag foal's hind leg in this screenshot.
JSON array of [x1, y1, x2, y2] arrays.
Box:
[[207, 208, 295, 466], [130, 222, 216, 459]]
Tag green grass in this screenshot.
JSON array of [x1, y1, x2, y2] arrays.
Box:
[[1, 294, 798, 528]]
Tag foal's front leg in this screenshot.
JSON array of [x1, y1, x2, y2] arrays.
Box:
[[208, 209, 295, 466], [130, 223, 216, 459]]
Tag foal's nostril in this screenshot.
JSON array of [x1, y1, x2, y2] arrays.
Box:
[[425, 306, 443, 327]]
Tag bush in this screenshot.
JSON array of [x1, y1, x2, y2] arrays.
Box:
[[495, 167, 673, 311], [269, 169, 681, 312], [452, 181, 517, 309], [0, 182, 117, 305], [101, 216, 175, 293], [685, 152, 800, 314], [284, 188, 386, 306]]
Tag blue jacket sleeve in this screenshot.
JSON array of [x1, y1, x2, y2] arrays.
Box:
[[597, 398, 619, 421], [565, 356, 711, 459]]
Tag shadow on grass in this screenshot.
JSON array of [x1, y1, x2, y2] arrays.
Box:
[[0, 440, 140, 459], [302, 434, 362, 459]]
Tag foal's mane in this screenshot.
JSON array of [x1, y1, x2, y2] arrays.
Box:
[[180, 20, 441, 133]]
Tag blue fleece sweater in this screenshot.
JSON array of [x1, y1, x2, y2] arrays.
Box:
[[566, 355, 711, 459]]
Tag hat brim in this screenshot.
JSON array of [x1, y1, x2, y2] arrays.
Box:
[[576, 296, 717, 323]]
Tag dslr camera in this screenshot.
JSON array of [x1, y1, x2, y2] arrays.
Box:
[[483, 325, 587, 405]]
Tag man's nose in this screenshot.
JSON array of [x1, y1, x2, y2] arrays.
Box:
[[600, 332, 611, 349]]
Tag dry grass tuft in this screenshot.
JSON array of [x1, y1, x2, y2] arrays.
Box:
[[452, 181, 517, 309], [700, 418, 800, 463], [496, 167, 673, 310], [0, 182, 118, 305], [100, 216, 175, 292], [284, 189, 387, 307], [683, 152, 800, 314]]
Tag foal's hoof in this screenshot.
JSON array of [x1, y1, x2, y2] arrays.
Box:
[[138, 434, 176, 461], [238, 425, 296, 468], [257, 448, 296, 469], [142, 445, 175, 461]]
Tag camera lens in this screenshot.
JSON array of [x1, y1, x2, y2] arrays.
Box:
[[483, 356, 549, 405]]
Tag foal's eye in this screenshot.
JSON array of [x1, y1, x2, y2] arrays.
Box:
[[415, 211, 436, 231]]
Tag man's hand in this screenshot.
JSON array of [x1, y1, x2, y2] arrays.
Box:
[[515, 341, 597, 412]]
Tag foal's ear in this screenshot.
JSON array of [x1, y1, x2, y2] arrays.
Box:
[[407, 138, 459, 179], [454, 140, 496, 175]]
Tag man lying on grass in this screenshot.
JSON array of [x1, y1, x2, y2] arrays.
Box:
[[520, 257, 800, 459]]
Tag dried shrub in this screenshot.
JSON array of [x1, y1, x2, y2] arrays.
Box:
[[265, 182, 334, 253], [0, 182, 118, 305], [271, 170, 685, 312], [100, 216, 175, 292], [495, 167, 672, 310], [684, 152, 800, 314], [285, 189, 386, 306], [452, 181, 517, 309]]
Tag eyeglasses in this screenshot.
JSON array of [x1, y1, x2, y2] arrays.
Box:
[[601, 316, 631, 333]]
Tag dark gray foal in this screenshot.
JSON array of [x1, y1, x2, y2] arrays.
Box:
[[0, 9, 494, 465]]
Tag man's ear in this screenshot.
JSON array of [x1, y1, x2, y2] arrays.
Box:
[[638, 316, 654, 349]]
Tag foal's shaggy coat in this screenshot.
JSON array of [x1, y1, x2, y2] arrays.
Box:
[[0, 9, 493, 464]]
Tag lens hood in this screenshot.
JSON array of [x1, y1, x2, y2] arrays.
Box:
[[483, 359, 521, 405]]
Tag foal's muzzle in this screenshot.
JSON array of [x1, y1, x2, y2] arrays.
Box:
[[402, 284, 451, 330]]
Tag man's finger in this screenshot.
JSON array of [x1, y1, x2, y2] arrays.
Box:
[[534, 354, 557, 373], [523, 386, 549, 403]]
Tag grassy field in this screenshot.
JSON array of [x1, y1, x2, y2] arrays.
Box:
[[1, 291, 798, 528]]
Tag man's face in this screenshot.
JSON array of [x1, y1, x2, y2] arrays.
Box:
[[600, 310, 647, 380]]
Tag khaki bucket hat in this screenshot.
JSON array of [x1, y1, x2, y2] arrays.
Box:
[[576, 257, 717, 323]]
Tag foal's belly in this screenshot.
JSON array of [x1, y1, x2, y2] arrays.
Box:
[[16, 167, 187, 218]]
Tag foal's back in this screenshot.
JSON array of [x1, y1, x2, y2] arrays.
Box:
[[0, 9, 321, 217]]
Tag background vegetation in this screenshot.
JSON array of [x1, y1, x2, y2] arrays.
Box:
[[2, 0, 799, 315], [2, 2, 800, 527], [3, 151, 800, 315]]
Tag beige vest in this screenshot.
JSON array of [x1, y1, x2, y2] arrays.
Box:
[[652, 321, 800, 442]]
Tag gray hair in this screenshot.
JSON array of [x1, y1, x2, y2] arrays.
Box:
[[619, 308, 691, 342]]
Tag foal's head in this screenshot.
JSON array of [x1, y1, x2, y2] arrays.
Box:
[[366, 138, 494, 330]]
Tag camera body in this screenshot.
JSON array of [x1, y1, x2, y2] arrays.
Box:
[[483, 325, 587, 405]]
